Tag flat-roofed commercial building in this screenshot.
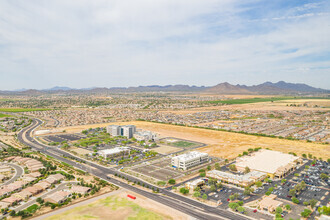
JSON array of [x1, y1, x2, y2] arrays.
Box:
[[235, 150, 302, 179], [258, 194, 283, 213], [98, 147, 130, 158], [171, 151, 209, 170], [207, 170, 267, 187], [134, 130, 157, 141]]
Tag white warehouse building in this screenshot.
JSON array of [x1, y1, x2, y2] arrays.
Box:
[[98, 147, 130, 158], [171, 151, 209, 170]]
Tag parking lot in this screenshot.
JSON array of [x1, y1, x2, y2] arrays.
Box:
[[254, 159, 330, 207], [42, 133, 85, 143], [131, 158, 184, 181]]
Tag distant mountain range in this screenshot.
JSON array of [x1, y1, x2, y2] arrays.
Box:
[[1, 81, 329, 95]]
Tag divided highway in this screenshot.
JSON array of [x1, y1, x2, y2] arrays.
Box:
[[18, 119, 249, 220]]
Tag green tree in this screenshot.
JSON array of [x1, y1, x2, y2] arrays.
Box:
[[210, 185, 216, 192], [300, 209, 312, 218], [256, 181, 262, 187], [180, 187, 189, 195], [228, 202, 239, 210], [207, 165, 211, 171], [275, 207, 283, 213], [309, 199, 317, 208], [202, 194, 208, 200], [281, 179, 287, 184], [289, 189, 296, 197], [285, 204, 291, 210], [199, 172, 206, 177], [215, 163, 221, 170], [320, 173, 329, 180], [292, 197, 299, 204], [168, 179, 176, 184], [229, 164, 237, 171], [237, 206, 246, 213], [193, 191, 201, 198]]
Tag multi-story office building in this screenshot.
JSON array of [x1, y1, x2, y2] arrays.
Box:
[[106, 125, 136, 139], [106, 125, 121, 136], [171, 151, 209, 170]]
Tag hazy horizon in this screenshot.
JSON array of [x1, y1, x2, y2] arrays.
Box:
[[1, 0, 329, 90]]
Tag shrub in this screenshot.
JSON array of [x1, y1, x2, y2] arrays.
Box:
[[292, 197, 299, 204], [168, 179, 176, 184], [180, 187, 189, 195]]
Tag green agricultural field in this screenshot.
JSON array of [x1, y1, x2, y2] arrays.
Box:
[[171, 141, 197, 148], [207, 97, 329, 105], [0, 113, 12, 118], [0, 108, 50, 112], [45, 195, 172, 220]]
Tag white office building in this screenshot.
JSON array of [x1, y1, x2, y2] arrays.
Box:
[[98, 147, 130, 158], [106, 125, 136, 139], [121, 125, 135, 139], [106, 125, 121, 136], [171, 151, 209, 170]]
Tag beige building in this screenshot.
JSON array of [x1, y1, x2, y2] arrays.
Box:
[[207, 170, 267, 187], [185, 179, 205, 191], [44, 191, 71, 204], [258, 194, 283, 213], [235, 150, 302, 179]]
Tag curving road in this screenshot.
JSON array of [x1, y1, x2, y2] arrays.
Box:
[[18, 119, 249, 220], [1, 163, 24, 186]]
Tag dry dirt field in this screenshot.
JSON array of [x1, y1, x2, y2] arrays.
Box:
[[43, 190, 188, 220], [70, 146, 92, 155], [54, 121, 330, 160], [152, 145, 182, 154]]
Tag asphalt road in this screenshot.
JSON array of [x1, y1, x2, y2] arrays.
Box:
[[2, 163, 24, 186], [17, 119, 249, 220]]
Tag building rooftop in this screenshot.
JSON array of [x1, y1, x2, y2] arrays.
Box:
[[207, 170, 266, 182], [235, 150, 299, 174], [99, 147, 130, 155], [172, 151, 208, 162]]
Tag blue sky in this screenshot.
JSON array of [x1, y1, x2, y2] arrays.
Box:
[[0, 0, 329, 90]]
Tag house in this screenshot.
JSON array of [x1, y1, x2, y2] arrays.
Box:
[[70, 185, 91, 195], [0, 201, 10, 209], [23, 186, 42, 195], [44, 191, 71, 204], [26, 172, 42, 178], [34, 181, 51, 191], [22, 176, 37, 184], [0, 165, 12, 175], [45, 174, 65, 184], [0, 188, 11, 197], [258, 194, 283, 213], [2, 196, 22, 205], [13, 191, 32, 201], [4, 181, 25, 192]]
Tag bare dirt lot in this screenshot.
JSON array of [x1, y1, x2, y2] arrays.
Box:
[[152, 145, 181, 154], [55, 121, 330, 159], [42, 190, 189, 220]]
